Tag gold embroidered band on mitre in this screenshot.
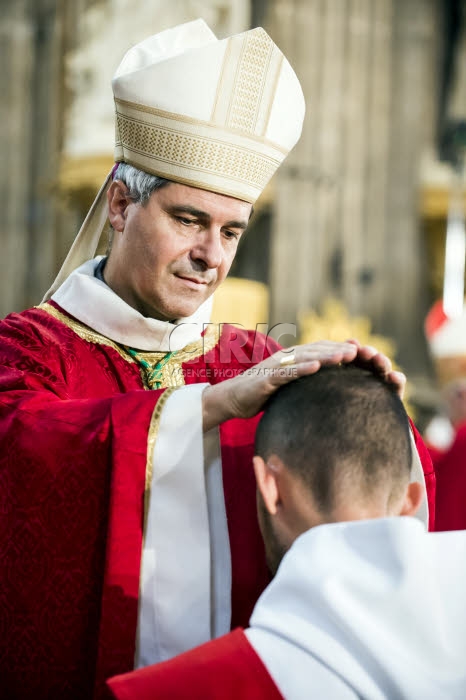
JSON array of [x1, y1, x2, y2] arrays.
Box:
[[114, 100, 284, 204]]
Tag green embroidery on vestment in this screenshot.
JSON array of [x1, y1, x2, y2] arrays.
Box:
[[125, 347, 175, 390]]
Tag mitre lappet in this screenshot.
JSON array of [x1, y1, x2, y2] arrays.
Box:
[[44, 18, 305, 300]]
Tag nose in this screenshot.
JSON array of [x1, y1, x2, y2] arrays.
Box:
[[190, 227, 223, 270]]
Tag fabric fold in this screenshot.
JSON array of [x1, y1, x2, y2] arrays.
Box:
[[135, 384, 231, 667]]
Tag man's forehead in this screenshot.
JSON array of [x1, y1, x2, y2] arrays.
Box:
[[156, 181, 253, 222]]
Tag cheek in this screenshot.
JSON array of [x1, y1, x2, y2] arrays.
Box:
[[218, 249, 237, 279], [137, 239, 175, 274], [156, 236, 192, 268]]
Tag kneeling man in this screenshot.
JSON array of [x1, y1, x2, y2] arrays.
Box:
[[107, 366, 466, 699]]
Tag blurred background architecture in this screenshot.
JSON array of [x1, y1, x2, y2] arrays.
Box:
[[2, 0, 466, 426]]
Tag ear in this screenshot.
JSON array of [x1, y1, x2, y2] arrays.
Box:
[[107, 180, 132, 232], [253, 455, 281, 515], [399, 481, 424, 517]]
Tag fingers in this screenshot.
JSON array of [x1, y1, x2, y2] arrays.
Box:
[[352, 345, 391, 374], [268, 342, 359, 389], [278, 341, 358, 368], [252, 359, 320, 385], [345, 338, 361, 349], [352, 345, 406, 397], [385, 370, 406, 398], [294, 360, 321, 378], [277, 341, 406, 397]]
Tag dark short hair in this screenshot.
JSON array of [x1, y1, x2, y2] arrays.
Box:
[[255, 365, 412, 514]]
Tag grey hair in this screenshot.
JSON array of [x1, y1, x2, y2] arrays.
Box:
[[113, 162, 171, 204]]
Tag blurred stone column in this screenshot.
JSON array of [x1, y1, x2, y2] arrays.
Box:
[[0, 0, 35, 315], [383, 0, 439, 370], [0, 0, 67, 315], [267, 0, 439, 374], [26, 0, 68, 309]]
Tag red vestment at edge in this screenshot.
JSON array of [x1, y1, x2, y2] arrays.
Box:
[[106, 628, 283, 700], [0, 301, 435, 699], [431, 423, 466, 531]]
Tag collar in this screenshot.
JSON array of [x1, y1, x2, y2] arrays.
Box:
[[51, 256, 213, 352]]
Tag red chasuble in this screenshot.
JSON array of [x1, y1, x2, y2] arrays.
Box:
[[0, 302, 435, 699], [106, 628, 283, 700], [432, 423, 466, 531], [410, 419, 436, 527]]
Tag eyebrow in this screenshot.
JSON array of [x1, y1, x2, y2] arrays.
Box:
[[167, 205, 250, 230]]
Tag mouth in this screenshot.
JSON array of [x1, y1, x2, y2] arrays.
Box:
[[175, 274, 210, 290]]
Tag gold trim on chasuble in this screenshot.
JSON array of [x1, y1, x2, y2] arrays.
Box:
[[37, 303, 219, 389], [144, 385, 176, 499], [132, 383, 176, 669], [37, 303, 137, 362], [37, 302, 220, 523], [128, 323, 218, 389]]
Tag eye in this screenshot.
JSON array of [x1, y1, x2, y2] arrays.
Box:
[[176, 216, 196, 226], [223, 230, 240, 241]]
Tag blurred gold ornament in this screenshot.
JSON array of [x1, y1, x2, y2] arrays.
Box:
[[211, 277, 269, 328], [298, 299, 414, 418]]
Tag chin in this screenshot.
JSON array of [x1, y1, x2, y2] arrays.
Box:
[[148, 301, 206, 322], [172, 302, 205, 320], [137, 290, 203, 320], [170, 292, 214, 320]]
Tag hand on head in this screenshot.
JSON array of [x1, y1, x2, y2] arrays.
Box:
[[202, 338, 406, 431], [345, 338, 406, 398]]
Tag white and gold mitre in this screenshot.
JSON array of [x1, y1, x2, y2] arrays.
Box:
[[113, 19, 305, 203], [43, 20, 304, 300]]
